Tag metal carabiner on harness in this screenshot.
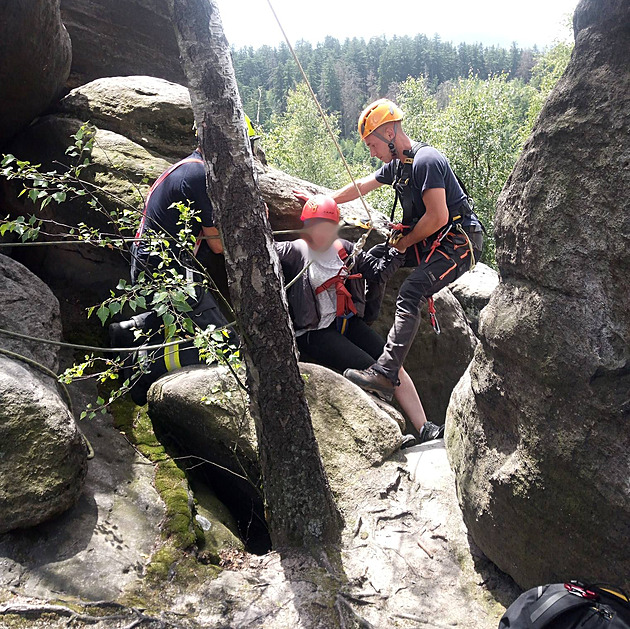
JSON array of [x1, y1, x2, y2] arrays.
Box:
[[427, 296, 440, 335]]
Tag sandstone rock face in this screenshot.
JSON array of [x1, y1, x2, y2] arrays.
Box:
[[449, 262, 499, 334], [257, 164, 390, 240], [60, 0, 186, 87], [446, 0, 630, 590], [2, 115, 171, 303], [372, 282, 478, 427], [0, 254, 63, 372], [0, 356, 87, 534], [0, 0, 71, 146], [147, 363, 403, 512], [55, 76, 196, 160]]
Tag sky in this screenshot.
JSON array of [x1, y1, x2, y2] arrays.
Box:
[[217, 0, 578, 50]]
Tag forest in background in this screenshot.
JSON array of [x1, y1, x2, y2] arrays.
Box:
[[232, 30, 573, 265]]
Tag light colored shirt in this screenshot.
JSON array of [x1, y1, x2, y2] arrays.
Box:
[[295, 243, 344, 336]]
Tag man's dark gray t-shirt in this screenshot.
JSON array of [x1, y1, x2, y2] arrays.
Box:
[[375, 144, 467, 223]]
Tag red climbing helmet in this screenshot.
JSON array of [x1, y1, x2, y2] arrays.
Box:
[[300, 194, 340, 223]]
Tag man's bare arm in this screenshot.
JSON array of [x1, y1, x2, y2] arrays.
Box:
[[330, 174, 382, 204], [394, 188, 449, 252], [202, 225, 223, 254]]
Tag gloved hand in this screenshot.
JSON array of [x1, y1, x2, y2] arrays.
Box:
[[387, 223, 405, 247], [293, 189, 310, 205]]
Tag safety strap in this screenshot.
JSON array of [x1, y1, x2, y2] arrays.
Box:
[[314, 240, 362, 334], [427, 297, 440, 335]]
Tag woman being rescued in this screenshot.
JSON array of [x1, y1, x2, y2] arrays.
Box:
[[275, 194, 444, 445]]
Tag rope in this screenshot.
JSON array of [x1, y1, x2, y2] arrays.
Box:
[[0, 224, 372, 249], [0, 347, 95, 459], [265, 0, 374, 270]]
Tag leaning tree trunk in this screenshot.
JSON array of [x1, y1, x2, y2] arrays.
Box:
[[169, 0, 342, 550]]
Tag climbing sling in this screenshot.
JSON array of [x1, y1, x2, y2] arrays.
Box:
[[314, 240, 362, 336]]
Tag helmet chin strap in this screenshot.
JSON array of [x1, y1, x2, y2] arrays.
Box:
[[371, 122, 399, 158]]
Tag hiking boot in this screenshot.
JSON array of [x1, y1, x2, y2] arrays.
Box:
[[343, 367, 395, 402], [418, 421, 445, 444]]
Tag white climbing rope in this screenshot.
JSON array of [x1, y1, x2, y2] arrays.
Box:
[[265, 0, 374, 270]]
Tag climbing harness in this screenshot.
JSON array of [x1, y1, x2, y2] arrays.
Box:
[[314, 240, 362, 335], [383, 141, 483, 334]]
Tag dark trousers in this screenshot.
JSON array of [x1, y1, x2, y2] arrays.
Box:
[[374, 229, 483, 383], [296, 318, 385, 373]]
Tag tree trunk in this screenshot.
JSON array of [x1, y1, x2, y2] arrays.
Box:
[[168, 0, 342, 550]]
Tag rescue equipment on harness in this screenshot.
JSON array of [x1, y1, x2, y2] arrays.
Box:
[[314, 240, 362, 336], [383, 141, 482, 336]]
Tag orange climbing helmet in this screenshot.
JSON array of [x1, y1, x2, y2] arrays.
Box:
[[358, 99, 404, 140], [300, 195, 340, 223]]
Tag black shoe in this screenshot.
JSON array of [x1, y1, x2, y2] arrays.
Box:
[[400, 434, 417, 449], [343, 367, 395, 402], [418, 421, 445, 443]]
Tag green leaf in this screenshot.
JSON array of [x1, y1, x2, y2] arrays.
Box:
[[28, 189, 38, 203], [108, 301, 121, 316], [52, 191, 66, 203], [96, 305, 109, 326]]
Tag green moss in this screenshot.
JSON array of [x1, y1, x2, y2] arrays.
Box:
[[107, 396, 226, 593], [113, 403, 196, 544]]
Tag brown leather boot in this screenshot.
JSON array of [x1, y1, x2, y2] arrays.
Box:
[[343, 367, 395, 402]]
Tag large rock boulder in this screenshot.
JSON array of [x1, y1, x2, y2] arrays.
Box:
[[60, 0, 185, 87], [449, 262, 499, 334], [0, 0, 71, 146], [0, 253, 63, 372], [55, 76, 196, 160], [446, 0, 630, 590], [0, 356, 88, 534], [0, 255, 88, 533], [256, 164, 391, 240], [147, 363, 403, 514], [372, 281, 478, 427], [2, 115, 171, 304]]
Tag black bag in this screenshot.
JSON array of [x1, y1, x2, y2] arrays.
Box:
[[499, 582, 630, 629]]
